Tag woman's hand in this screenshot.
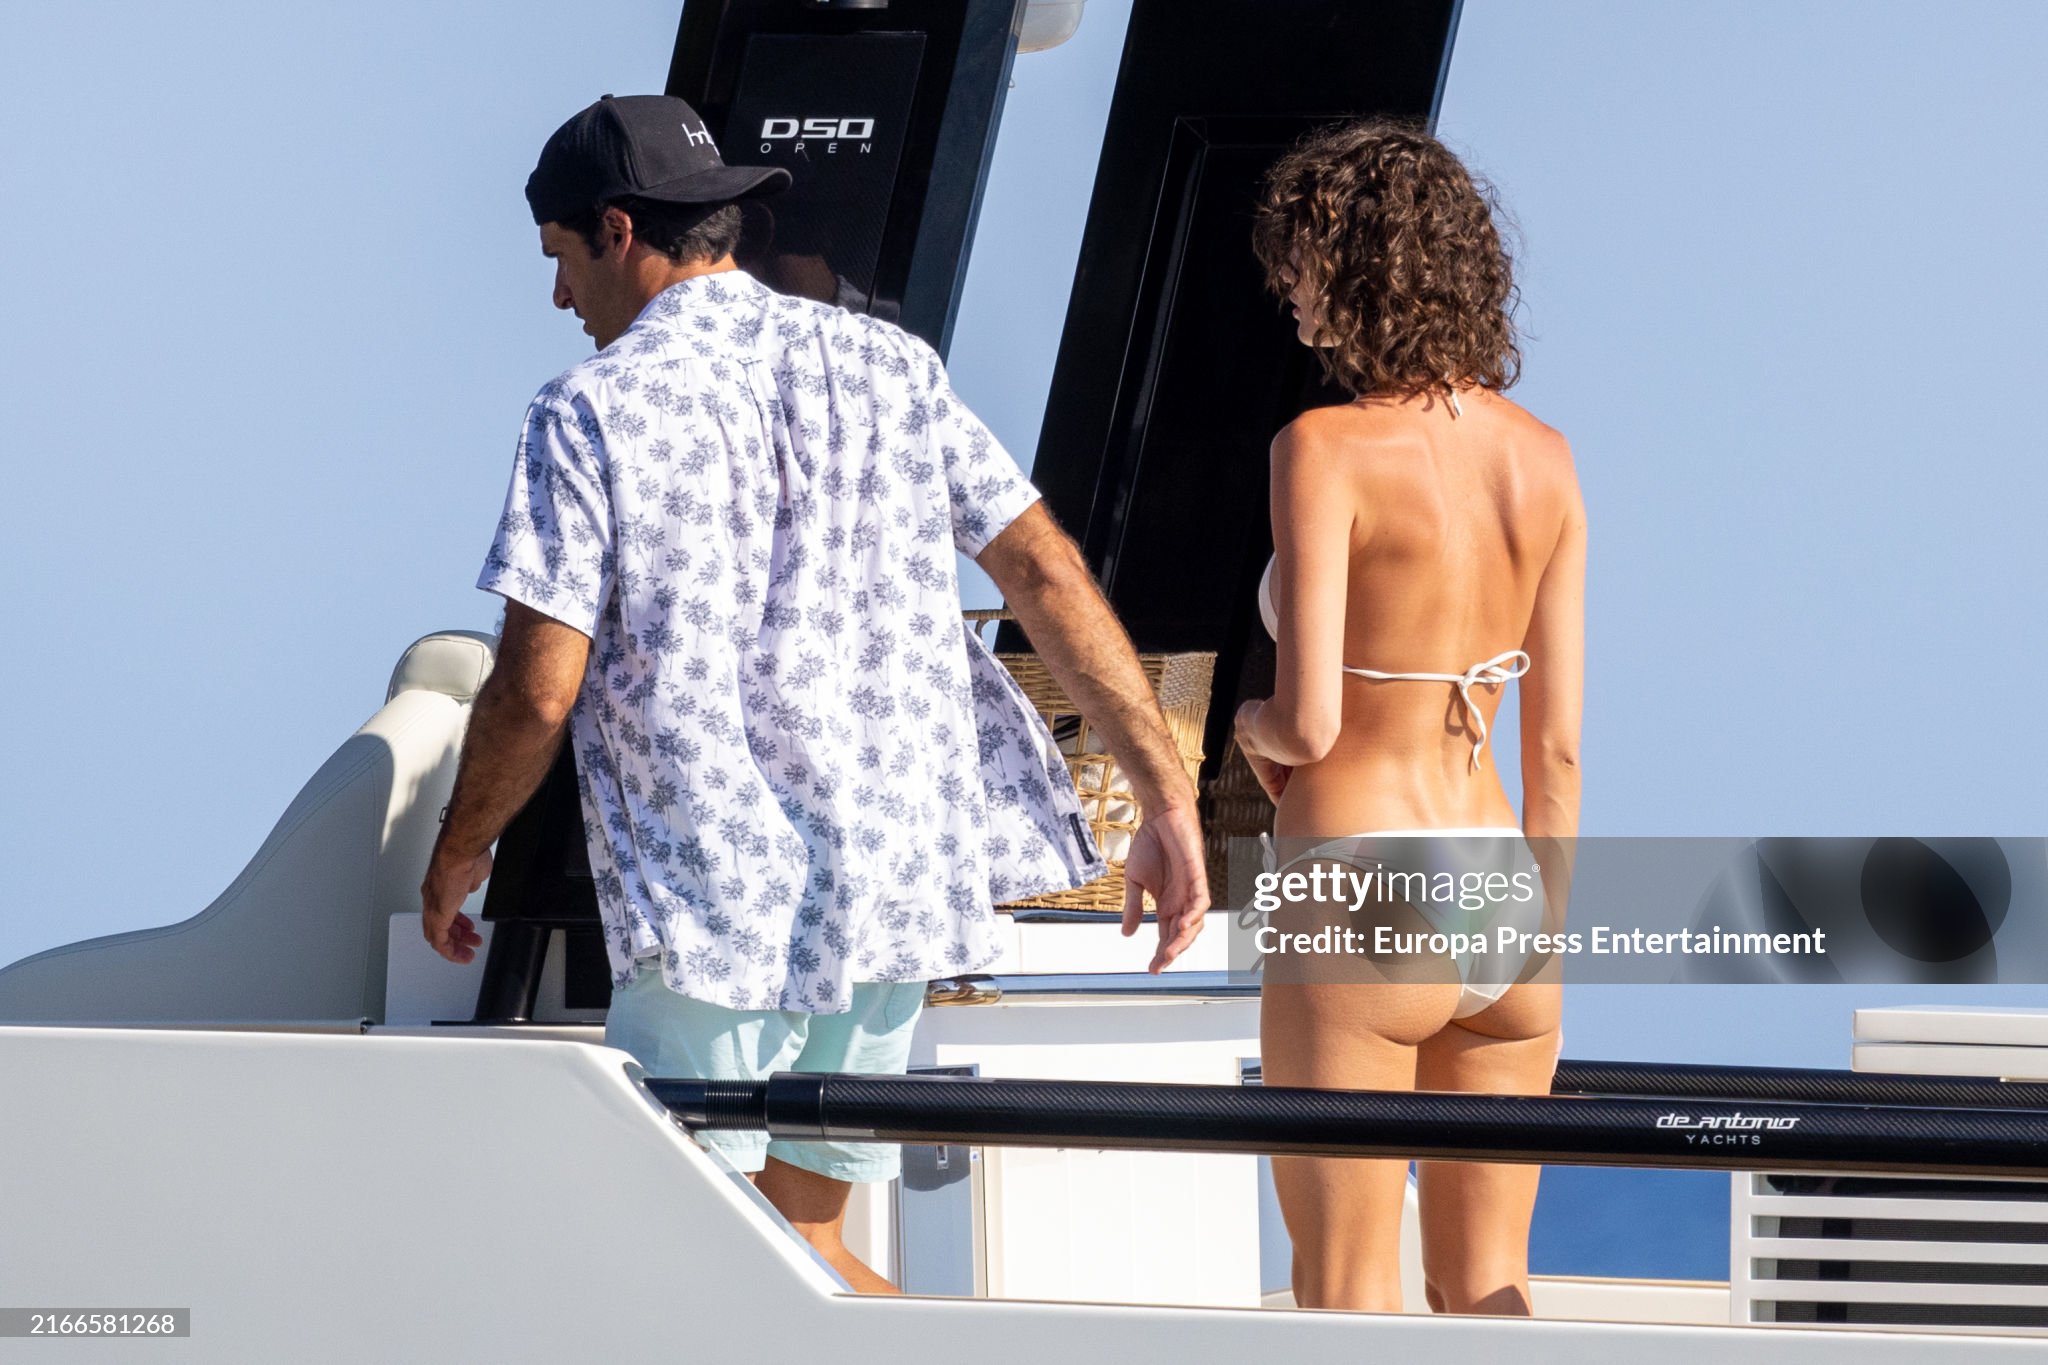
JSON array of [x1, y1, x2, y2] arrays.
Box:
[[1235, 699, 1293, 805]]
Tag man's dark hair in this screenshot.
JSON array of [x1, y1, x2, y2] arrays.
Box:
[[559, 197, 744, 264]]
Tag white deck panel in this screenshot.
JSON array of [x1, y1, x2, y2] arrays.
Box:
[[10, 1024, 2038, 1363], [1854, 1007, 2048, 1049]]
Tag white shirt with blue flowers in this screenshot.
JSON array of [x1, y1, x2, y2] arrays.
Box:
[[477, 270, 1102, 1012]]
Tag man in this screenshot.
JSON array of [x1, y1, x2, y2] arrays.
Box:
[[419, 94, 1208, 1291]]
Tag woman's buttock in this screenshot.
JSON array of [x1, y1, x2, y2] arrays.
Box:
[[1256, 829, 1548, 1013]]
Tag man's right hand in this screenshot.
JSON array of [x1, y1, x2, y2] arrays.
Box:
[[975, 505, 1213, 972], [1121, 804, 1210, 973]]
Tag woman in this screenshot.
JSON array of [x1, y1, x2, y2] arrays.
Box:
[[1235, 120, 1585, 1315]]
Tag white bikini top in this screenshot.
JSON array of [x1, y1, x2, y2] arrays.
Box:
[[1258, 556, 1532, 772]]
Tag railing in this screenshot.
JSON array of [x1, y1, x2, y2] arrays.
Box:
[[648, 1070, 2048, 1178], [924, 970, 1252, 1003], [1241, 1057, 2048, 1110], [923, 969, 2048, 1111], [1550, 1058, 2048, 1111]]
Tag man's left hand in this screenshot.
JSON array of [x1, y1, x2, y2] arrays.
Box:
[[421, 845, 492, 964]]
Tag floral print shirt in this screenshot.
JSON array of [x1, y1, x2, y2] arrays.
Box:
[[477, 270, 1102, 1011]]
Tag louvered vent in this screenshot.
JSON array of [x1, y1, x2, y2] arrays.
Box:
[[1733, 1172, 2048, 1334]]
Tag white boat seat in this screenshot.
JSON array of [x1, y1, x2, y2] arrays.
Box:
[[0, 631, 497, 1027]]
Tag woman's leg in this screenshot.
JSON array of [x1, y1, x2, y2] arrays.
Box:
[[1261, 979, 1459, 1310], [1412, 983, 1563, 1315]]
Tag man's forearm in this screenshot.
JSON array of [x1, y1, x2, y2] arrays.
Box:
[[980, 510, 1197, 813], [436, 679, 573, 860]]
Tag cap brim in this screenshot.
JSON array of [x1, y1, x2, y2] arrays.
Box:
[[635, 163, 792, 205]]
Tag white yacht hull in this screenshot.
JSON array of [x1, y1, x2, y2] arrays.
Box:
[[6, 1023, 2036, 1364]]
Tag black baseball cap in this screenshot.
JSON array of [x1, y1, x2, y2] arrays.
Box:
[[525, 94, 791, 226]]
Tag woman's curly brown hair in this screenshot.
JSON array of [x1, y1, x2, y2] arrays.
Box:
[[1253, 119, 1520, 399]]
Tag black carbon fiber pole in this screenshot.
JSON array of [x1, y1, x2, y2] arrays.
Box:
[[1553, 1058, 2048, 1110], [647, 1072, 2048, 1177]]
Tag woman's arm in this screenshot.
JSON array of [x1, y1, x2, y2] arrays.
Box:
[[1519, 472, 1586, 842], [1241, 416, 1356, 768]]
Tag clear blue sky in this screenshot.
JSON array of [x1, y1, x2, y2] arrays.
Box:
[[4, 1, 2044, 1060]]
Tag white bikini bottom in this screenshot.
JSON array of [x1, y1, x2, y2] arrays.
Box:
[[1259, 827, 1547, 1019]]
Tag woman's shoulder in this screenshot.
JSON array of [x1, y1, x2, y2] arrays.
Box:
[[1269, 400, 1422, 461], [1481, 389, 1570, 446], [1272, 401, 1359, 441], [1268, 403, 1374, 473], [1458, 391, 1577, 500]]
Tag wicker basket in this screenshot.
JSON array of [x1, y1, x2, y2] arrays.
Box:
[[967, 610, 1214, 912], [1203, 736, 1277, 913]]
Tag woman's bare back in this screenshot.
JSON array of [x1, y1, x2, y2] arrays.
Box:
[[1269, 386, 1580, 837]]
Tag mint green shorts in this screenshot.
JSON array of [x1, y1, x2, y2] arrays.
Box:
[[604, 964, 926, 1183]]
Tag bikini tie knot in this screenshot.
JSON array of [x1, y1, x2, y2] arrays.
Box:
[[1342, 649, 1532, 771], [1449, 650, 1533, 771]]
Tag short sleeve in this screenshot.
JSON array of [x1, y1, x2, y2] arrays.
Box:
[[917, 344, 1042, 557], [475, 393, 615, 639]]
